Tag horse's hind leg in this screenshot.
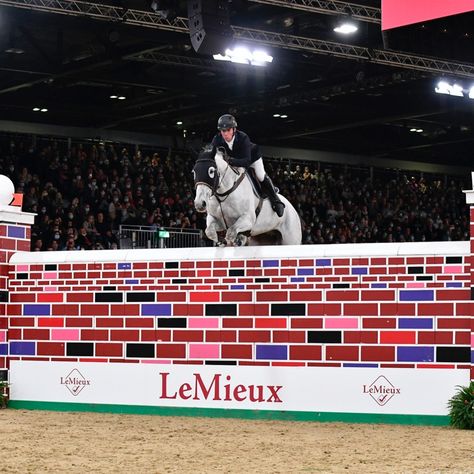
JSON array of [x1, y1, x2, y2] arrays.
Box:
[[279, 210, 303, 245]]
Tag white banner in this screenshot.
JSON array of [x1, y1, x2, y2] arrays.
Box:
[[10, 361, 469, 416]]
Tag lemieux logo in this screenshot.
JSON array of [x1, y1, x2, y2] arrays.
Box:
[[363, 375, 400, 406], [159, 372, 283, 403], [60, 369, 91, 396]]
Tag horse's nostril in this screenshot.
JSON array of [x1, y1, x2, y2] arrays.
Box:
[[202, 201, 206, 208]]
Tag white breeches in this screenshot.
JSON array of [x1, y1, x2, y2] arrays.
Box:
[[250, 158, 266, 182]]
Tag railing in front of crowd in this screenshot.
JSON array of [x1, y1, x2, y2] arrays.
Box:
[[119, 225, 204, 249]]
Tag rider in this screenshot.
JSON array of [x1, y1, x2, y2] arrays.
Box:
[[211, 114, 285, 217]]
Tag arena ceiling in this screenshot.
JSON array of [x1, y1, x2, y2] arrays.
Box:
[[0, 0, 474, 167]]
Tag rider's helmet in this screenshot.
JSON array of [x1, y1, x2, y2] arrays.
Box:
[[217, 114, 237, 130]]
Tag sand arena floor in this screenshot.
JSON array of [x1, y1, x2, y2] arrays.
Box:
[[1, 409, 473, 473]]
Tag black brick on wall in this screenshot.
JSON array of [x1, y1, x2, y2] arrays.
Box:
[[157, 318, 187, 328], [271, 304, 305, 316], [205, 304, 237, 316], [308, 331, 342, 343], [95, 293, 123, 303], [67, 343, 94, 357], [436, 346, 470, 363], [126, 344, 155, 358]]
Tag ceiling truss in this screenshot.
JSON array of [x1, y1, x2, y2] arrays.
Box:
[[248, 0, 381, 24], [1, 0, 474, 78]]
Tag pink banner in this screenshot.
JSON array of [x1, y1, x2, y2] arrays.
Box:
[[382, 0, 474, 30]]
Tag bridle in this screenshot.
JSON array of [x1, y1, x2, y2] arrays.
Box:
[[194, 150, 246, 203]]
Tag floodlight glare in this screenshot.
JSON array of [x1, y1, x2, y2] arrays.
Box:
[[33, 107, 40, 112], [434, 81, 463, 96], [213, 46, 273, 67], [334, 22, 358, 34], [469, 86, 474, 99]]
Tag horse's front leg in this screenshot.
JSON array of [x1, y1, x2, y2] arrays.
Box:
[[206, 214, 226, 245], [226, 214, 255, 246]]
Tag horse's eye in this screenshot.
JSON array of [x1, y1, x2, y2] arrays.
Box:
[[208, 167, 215, 179]]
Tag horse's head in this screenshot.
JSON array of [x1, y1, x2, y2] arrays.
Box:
[[192, 146, 218, 213]]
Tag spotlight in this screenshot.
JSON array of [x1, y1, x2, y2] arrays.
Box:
[[333, 16, 358, 34], [434, 81, 463, 97], [213, 46, 273, 67]]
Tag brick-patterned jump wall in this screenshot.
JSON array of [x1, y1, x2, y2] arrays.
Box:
[[7, 243, 472, 377], [0, 209, 33, 376], [466, 185, 474, 380]]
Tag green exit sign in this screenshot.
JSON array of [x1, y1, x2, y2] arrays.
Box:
[[158, 230, 170, 238]]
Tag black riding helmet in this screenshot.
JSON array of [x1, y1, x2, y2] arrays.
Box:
[[217, 114, 237, 130]]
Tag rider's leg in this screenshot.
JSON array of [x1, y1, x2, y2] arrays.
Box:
[[251, 159, 285, 217], [250, 158, 266, 182]]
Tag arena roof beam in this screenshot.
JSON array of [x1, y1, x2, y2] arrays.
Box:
[[247, 0, 381, 24], [0, 0, 189, 32], [274, 106, 464, 139], [2, 0, 474, 79]]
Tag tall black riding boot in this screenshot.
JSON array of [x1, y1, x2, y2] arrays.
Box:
[[262, 175, 285, 217]]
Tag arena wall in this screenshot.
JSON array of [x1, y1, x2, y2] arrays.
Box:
[[4, 236, 473, 425]]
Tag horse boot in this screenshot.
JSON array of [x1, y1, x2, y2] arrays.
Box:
[[261, 175, 285, 217]]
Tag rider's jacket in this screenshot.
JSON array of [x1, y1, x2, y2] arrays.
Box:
[[211, 130, 260, 168]]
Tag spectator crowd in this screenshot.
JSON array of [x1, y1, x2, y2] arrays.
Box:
[[0, 135, 469, 251]]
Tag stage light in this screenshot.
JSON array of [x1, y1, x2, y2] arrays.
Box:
[[213, 47, 273, 67], [434, 81, 463, 97], [333, 17, 358, 34]]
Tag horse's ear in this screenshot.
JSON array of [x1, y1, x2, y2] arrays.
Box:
[[189, 148, 199, 160]]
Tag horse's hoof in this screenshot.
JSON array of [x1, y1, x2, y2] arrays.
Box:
[[234, 235, 247, 247]]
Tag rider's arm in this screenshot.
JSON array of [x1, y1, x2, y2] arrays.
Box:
[[228, 133, 252, 168]]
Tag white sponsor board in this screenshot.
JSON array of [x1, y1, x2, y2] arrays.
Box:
[[10, 361, 469, 415]]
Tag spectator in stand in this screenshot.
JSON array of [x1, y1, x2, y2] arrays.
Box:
[[0, 134, 469, 250]]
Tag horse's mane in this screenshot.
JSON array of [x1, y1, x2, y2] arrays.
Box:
[[196, 144, 216, 162]]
